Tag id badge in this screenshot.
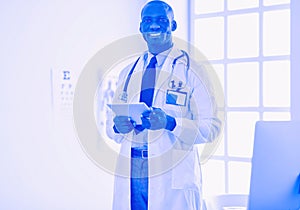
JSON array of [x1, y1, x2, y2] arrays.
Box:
[[166, 90, 187, 106]]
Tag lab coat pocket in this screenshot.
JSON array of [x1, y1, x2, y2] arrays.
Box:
[[171, 149, 195, 189]]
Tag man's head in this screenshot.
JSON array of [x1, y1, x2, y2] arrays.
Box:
[[139, 0, 177, 54]]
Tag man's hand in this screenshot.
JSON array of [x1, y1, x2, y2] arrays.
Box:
[[141, 108, 176, 131], [113, 116, 135, 134]]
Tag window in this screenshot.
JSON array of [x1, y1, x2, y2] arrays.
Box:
[[190, 0, 290, 196]]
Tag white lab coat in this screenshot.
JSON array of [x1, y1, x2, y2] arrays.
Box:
[[106, 47, 221, 210]]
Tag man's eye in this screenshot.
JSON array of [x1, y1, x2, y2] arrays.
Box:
[[143, 19, 151, 23], [159, 18, 168, 23]]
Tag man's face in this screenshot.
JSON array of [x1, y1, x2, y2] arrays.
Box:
[[140, 3, 176, 48]]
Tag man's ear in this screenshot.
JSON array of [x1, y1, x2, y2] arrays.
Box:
[[171, 20, 177, 31], [139, 22, 143, 33]]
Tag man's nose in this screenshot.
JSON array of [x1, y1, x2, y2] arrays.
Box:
[[149, 22, 160, 30]]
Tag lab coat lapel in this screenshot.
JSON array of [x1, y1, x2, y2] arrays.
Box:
[[126, 54, 145, 103]]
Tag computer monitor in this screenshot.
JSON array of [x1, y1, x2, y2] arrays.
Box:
[[248, 121, 300, 210]]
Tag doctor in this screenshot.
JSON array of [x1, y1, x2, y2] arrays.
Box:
[[106, 1, 221, 210]]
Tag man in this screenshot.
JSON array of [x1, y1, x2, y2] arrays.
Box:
[[106, 1, 221, 209]]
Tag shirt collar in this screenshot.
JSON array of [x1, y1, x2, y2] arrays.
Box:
[[146, 47, 172, 68]]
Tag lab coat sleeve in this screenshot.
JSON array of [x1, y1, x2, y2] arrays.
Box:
[[172, 62, 222, 145]]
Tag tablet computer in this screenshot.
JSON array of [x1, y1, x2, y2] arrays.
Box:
[[107, 102, 149, 124]]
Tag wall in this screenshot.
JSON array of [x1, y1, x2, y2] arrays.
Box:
[[0, 1, 146, 209]]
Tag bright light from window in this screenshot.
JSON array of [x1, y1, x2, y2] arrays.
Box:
[[263, 60, 290, 107], [228, 0, 259, 10], [211, 64, 224, 90], [195, 17, 224, 60], [263, 10, 290, 56], [227, 62, 259, 107], [264, 0, 290, 6], [263, 112, 291, 121], [228, 161, 251, 194], [227, 112, 259, 158], [195, 0, 224, 14], [228, 13, 259, 58], [202, 160, 226, 195]]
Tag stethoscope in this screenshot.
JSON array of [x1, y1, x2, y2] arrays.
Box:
[[119, 50, 190, 103]]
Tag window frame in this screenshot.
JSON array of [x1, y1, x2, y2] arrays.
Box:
[[188, 0, 291, 195]]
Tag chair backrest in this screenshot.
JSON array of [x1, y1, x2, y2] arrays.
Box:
[[205, 194, 248, 210]]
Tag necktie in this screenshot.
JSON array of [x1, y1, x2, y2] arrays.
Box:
[[140, 56, 157, 107]]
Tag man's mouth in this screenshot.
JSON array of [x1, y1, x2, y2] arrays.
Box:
[[148, 32, 161, 37]]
